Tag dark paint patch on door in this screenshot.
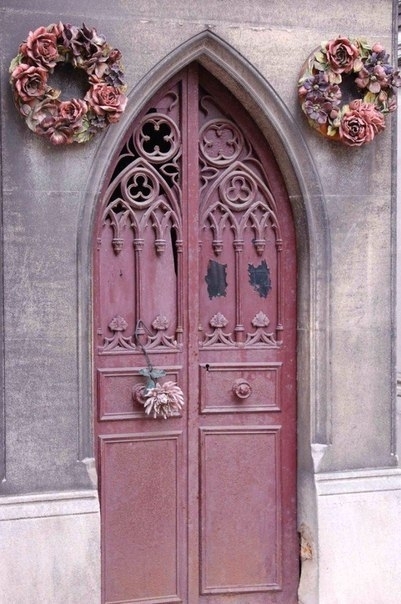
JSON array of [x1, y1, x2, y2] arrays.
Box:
[[248, 260, 271, 298], [205, 259, 228, 299]]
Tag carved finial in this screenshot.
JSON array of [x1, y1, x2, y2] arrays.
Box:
[[154, 239, 166, 254], [108, 315, 128, 332], [210, 312, 228, 328], [152, 315, 169, 331], [253, 239, 265, 256], [251, 311, 270, 328], [112, 238, 124, 254], [212, 240, 223, 255]]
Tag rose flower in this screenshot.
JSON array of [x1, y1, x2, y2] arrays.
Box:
[[59, 99, 88, 125], [11, 63, 48, 103], [85, 83, 127, 123], [19, 26, 59, 69], [326, 37, 360, 74], [339, 100, 385, 146]]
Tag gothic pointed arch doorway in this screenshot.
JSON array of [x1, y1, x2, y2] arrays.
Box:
[[93, 63, 298, 604]]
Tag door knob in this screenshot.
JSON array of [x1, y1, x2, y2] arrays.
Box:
[[232, 378, 252, 399]]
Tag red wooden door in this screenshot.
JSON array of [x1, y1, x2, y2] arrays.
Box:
[[94, 64, 298, 604]]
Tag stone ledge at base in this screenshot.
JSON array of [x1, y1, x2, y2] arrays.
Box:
[[315, 467, 401, 604], [0, 489, 101, 604]]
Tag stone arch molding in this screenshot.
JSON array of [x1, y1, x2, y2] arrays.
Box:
[[78, 32, 331, 588]]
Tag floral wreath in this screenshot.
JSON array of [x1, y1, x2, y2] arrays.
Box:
[[298, 36, 400, 146], [9, 23, 127, 145]]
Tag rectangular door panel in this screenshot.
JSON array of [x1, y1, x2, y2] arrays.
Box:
[[199, 362, 282, 413], [100, 432, 184, 604], [97, 366, 182, 421], [199, 426, 282, 595]]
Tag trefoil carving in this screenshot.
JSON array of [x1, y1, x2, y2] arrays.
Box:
[[100, 314, 180, 353], [210, 312, 228, 328], [200, 310, 281, 349]]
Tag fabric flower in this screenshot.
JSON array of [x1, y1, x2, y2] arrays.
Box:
[[298, 72, 331, 97], [355, 65, 391, 93], [63, 23, 106, 63], [27, 100, 75, 145], [379, 91, 397, 113], [339, 100, 385, 146], [365, 47, 392, 73], [304, 98, 333, 124], [103, 63, 125, 88], [325, 37, 360, 74], [19, 26, 59, 68]]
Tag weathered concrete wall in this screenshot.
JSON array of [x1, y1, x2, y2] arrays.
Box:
[[0, 1, 399, 602], [315, 468, 401, 604], [0, 490, 100, 604]]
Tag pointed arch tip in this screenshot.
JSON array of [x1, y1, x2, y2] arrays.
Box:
[[108, 28, 325, 203]]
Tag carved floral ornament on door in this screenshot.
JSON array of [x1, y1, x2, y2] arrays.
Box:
[[298, 36, 401, 146], [9, 23, 127, 145]]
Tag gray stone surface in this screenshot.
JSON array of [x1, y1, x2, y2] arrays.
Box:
[[0, 491, 100, 604], [0, 1, 399, 601], [1, 0, 397, 493], [314, 468, 401, 604]]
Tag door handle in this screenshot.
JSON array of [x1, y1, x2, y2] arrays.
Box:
[[232, 378, 252, 399]]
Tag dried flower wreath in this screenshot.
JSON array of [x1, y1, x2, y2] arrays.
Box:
[[9, 23, 127, 145], [298, 36, 400, 146]]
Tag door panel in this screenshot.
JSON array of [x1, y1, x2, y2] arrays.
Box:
[[100, 432, 183, 603], [94, 64, 298, 604], [200, 426, 282, 595]]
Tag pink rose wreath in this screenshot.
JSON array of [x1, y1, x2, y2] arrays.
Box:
[[9, 23, 127, 145], [298, 36, 400, 146]]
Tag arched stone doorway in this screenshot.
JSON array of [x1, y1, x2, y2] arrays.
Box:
[[79, 32, 330, 604]]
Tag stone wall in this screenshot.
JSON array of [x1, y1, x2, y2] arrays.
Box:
[[0, 1, 400, 602]]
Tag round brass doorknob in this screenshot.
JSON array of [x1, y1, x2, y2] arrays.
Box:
[[232, 378, 252, 399]]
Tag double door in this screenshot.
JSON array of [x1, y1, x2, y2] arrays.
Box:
[[94, 64, 298, 604]]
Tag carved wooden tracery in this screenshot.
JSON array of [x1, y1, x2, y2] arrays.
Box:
[[198, 90, 283, 349], [96, 75, 284, 355], [96, 84, 183, 353]]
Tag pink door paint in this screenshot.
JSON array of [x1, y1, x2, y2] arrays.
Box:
[[94, 64, 298, 604]]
